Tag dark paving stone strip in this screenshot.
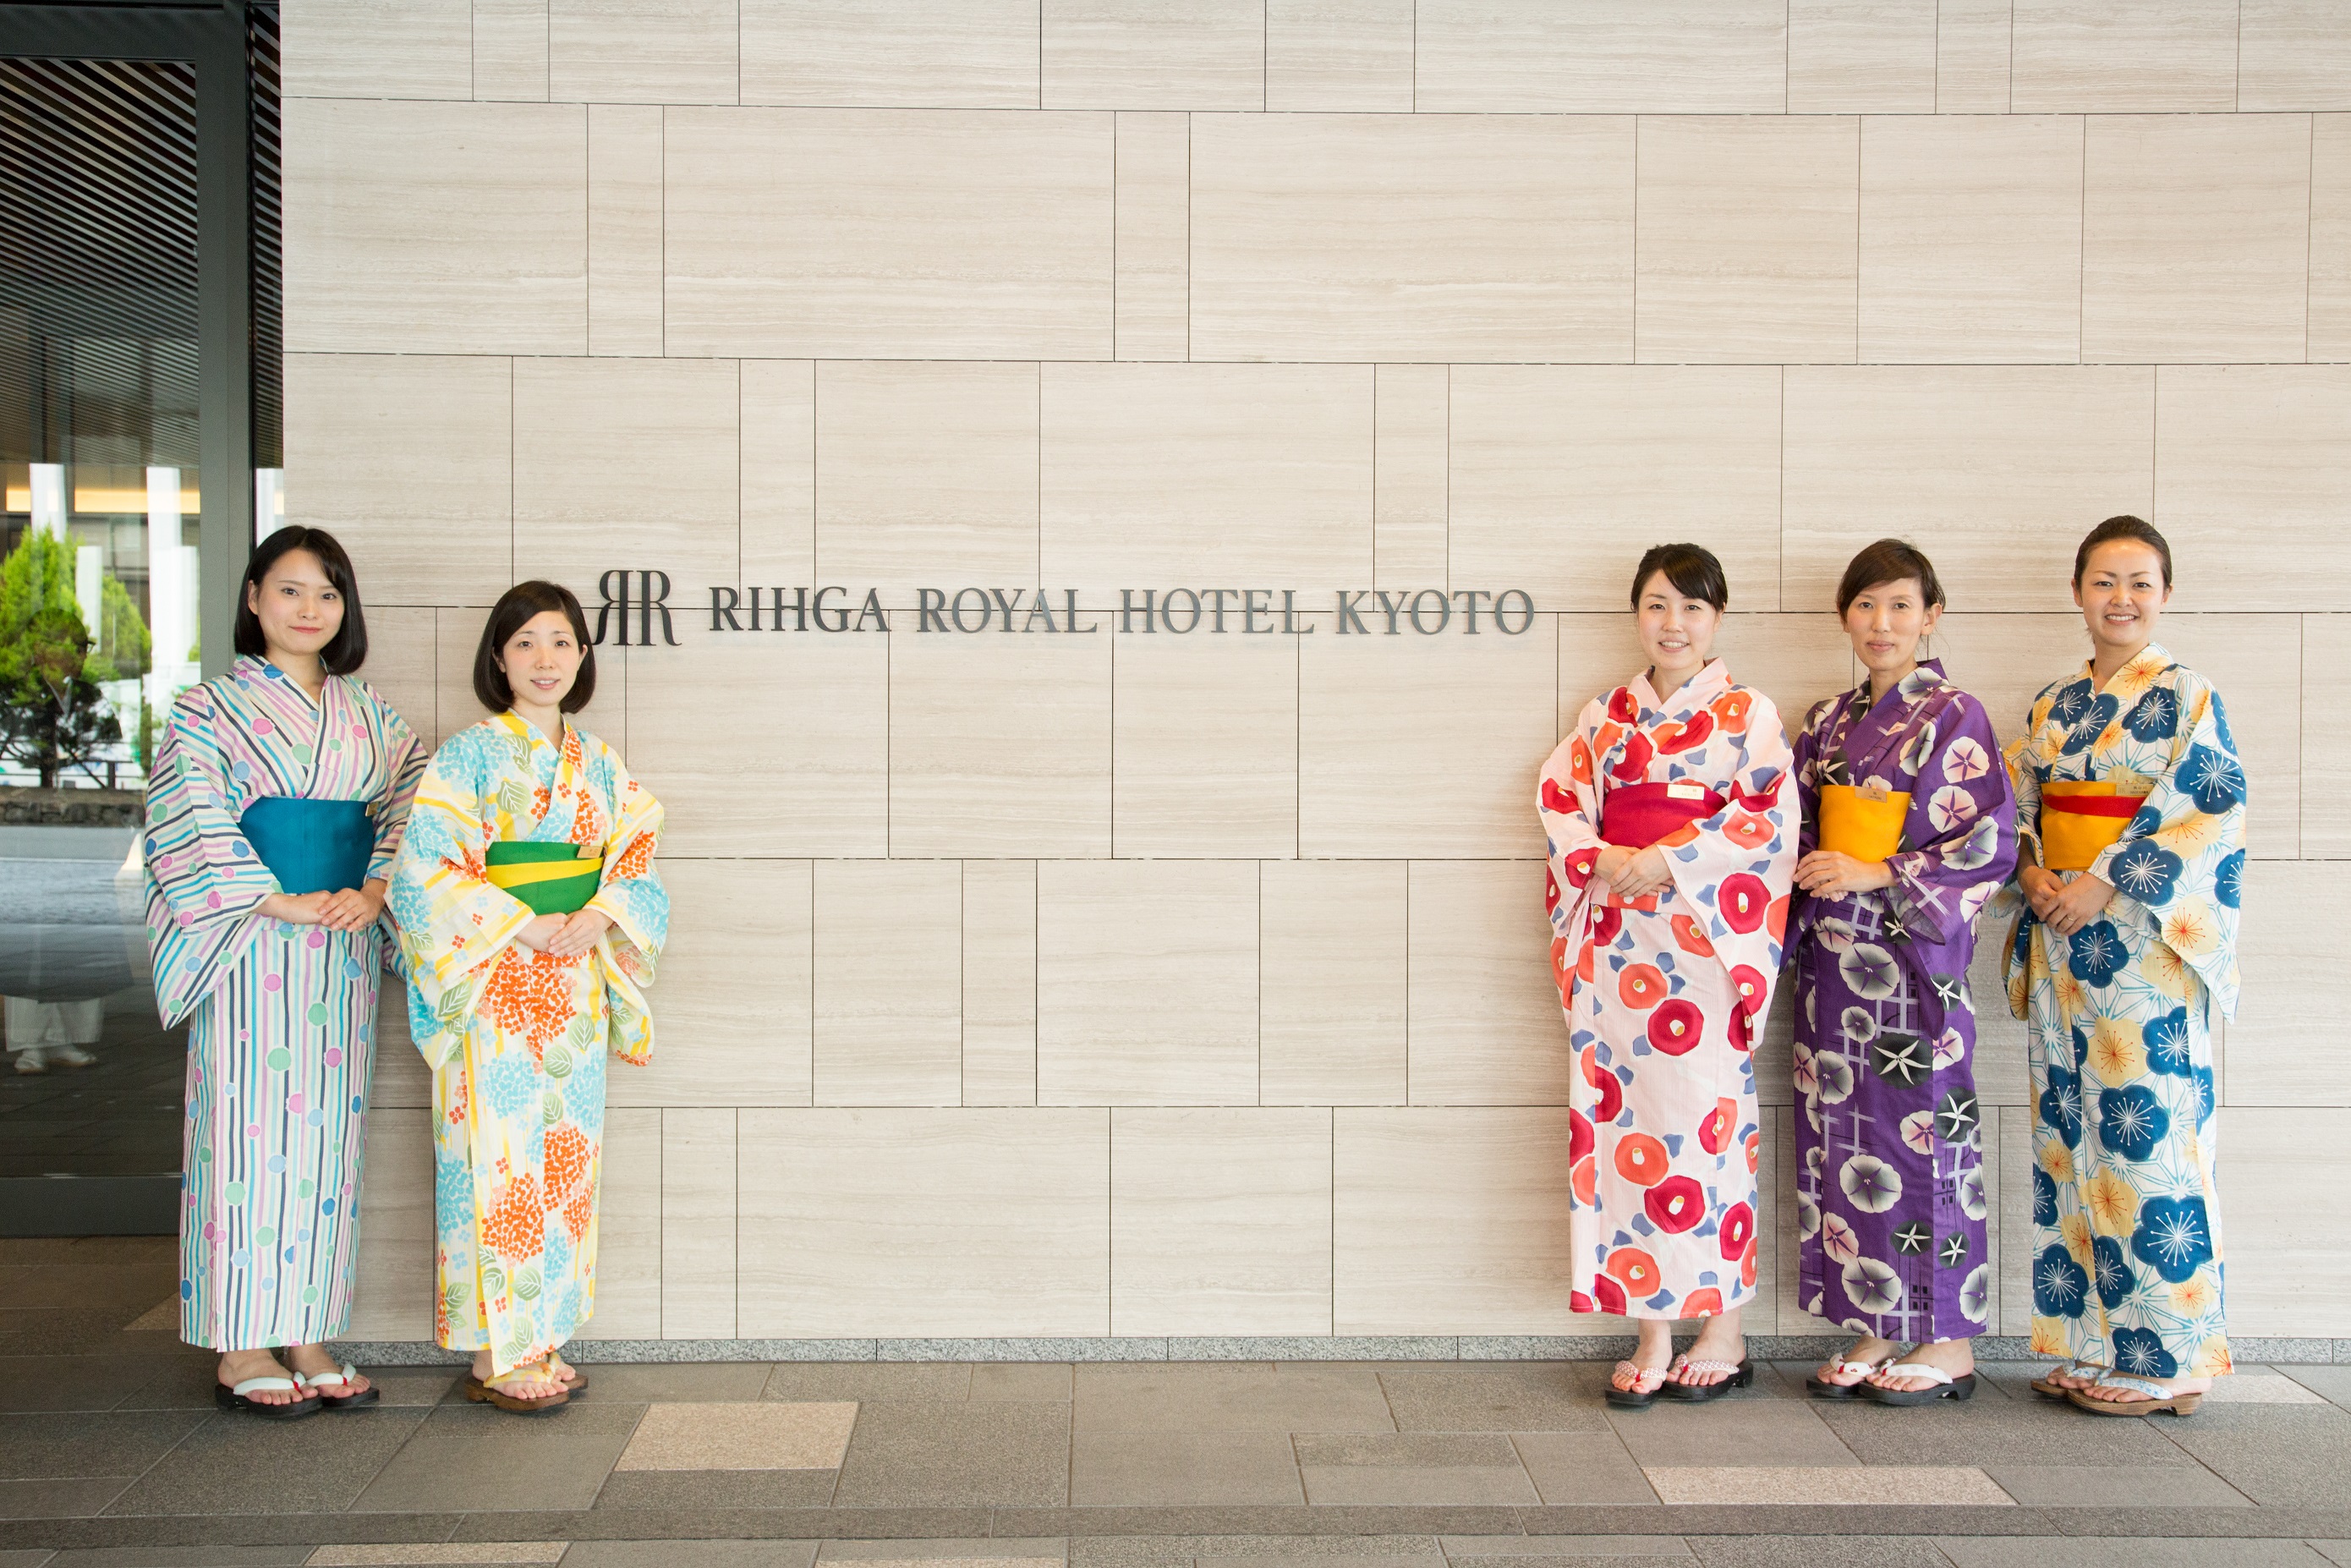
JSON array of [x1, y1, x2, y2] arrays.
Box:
[[991, 1509, 1530, 1538], [1516, 1505, 2051, 1537], [0, 1512, 462, 1551], [1685, 1536, 1955, 1568], [452, 1509, 997, 1541], [2047, 1508, 2351, 1538]]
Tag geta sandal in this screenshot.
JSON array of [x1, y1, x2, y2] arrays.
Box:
[[296, 1362, 381, 1409], [463, 1360, 571, 1414], [1604, 1357, 1672, 1410], [1658, 1354, 1755, 1402], [1861, 1362, 1976, 1406], [1806, 1355, 1893, 1401], [2030, 1360, 2102, 1400], [2065, 1373, 2201, 1417], [214, 1375, 321, 1420]]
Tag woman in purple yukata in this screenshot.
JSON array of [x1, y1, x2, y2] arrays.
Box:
[[1789, 540, 2017, 1405]]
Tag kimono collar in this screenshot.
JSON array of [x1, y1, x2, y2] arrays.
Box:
[[1850, 657, 1947, 715], [495, 708, 571, 754], [2081, 642, 2175, 699], [1636, 657, 1730, 715], [233, 653, 331, 713]]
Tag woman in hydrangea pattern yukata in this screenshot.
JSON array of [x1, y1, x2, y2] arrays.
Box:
[[2008, 517, 2244, 1419], [1538, 543, 1796, 1409], [390, 580, 666, 1414]]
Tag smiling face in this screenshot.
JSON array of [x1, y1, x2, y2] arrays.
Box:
[[1842, 577, 1941, 688], [244, 548, 343, 662], [2073, 540, 2170, 661], [496, 609, 584, 712], [1635, 569, 1721, 684]]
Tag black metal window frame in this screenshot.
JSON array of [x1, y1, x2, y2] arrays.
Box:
[[4, 0, 258, 678]]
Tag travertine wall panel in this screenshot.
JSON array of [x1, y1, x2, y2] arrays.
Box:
[[288, 2, 2351, 1344]]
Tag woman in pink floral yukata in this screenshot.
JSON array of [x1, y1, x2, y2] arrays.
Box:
[[1538, 543, 1797, 1409]]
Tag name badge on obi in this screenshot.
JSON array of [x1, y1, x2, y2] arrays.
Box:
[[1667, 781, 1709, 802]]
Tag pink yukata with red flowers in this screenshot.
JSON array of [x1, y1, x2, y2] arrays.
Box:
[[1538, 659, 1797, 1320]]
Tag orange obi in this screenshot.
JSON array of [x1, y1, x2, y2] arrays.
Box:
[[1600, 780, 1726, 847], [2041, 780, 2148, 872], [1817, 783, 1908, 862]]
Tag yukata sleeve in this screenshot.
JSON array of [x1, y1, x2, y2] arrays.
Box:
[[1883, 693, 2019, 946], [1657, 692, 1799, 1044], [2004, 685, 2058, 869], [1791, 698, 1833, 863], [1536, 700, 1611, 1001], [387, 736, 536, 1068], [143, 684, 277, 1024], [363, 688, 429, 885], [2090, 675, 2246, 1017], [587, 755, 667, 981]]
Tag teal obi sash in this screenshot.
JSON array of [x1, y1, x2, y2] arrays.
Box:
[[485, 841, 603, 916], [238, 798, 375, 896]]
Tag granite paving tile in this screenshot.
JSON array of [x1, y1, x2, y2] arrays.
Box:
[[1067, 1433, 1306, 1506], [2310, 1544, 2351, 1568], [761, 1368, 972, 1406], [1683, 1539, 1955, 1568], [615, 1403, 856, 1471], [1505, 1434, 1660, 1506], [2285, 1366, 2351, 1409], [1375, 1367, 1611, 1434], [0, 1271, 176, 1316], [1808, 1393, 2203, 1467], [0, 1550, 47, 1568], [102, 1408, 430, 1516], [592, 1471, 839, 1509], [348, 1371, 462, 1409], [1516, 1503, 2041, 1535], [0, 1358, 193, 1416], [1982, 1462, 2251, 1507], [0, 1481, 133, 1521], [0, 1510, 463, 1551], [563, 1366, 775, 1404], [967, 1367, 1072, 1404], [473, 1509, 988, 1542], [1293, 1434, 1536, 1506], [1072, 1367, 1393, 1434], [1603, 1401, 1858, 1467], [560, 1544, 821, 1568], [815, 1538, 1065, 1564], [2202, 1373, 2330, 1405], [2149, 1403, 2351, 1506], [1069, 1534, 1442, 1568], [1940, 1538, 2336, 1565], [1644, 1466, 2013, 1505], [1437, 1538, 1691, 1559], [0, 1412, 205, 1478], [830, 1401, 1069, 1508], [347, 1404, 638, 1514]]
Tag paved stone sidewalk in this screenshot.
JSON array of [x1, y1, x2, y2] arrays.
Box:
[[7, 1242, 2349, 1568]]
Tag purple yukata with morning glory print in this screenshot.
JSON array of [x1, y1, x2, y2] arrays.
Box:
[[1792, 661, 2016, 1344], [144, 655, 424, 1351], [2005, 643, 2243, 1381]]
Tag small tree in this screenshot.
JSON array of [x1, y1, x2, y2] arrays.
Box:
[[0, 528, 121, 788]]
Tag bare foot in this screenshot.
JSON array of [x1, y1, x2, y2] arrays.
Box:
[[544, 1351, 584, 1388], [283, 1343, 371, 1398], [218, 1348, 312, 1407], [1611, 1322, 1675, 1395], [472, 1351, 565, 1401], [1868, 1337, 1974, 1394], [1818, 1335, 1899, 1389], [2039, 1362, 2099, 1392], [1674, 1312, 1746, 1387], [2075, 1374, 2211, 1405]]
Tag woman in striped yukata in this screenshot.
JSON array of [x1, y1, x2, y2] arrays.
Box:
[[145, 528, 424, 1417]]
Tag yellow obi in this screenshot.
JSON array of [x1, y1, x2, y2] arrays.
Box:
[[2041, 780, 2147, 873], [1818, 783, 1908, 862]]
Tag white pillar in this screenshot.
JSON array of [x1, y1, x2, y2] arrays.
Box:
[[144, 466, 198, 710], [76, 546, 101, 639], [254, 468, 284, 543], [29, 463, 65, 538]]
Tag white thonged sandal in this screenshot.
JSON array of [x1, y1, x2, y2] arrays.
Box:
[[1861, 1362, 1977, 1406], [213, 1374, 320, 1420], [2065, 1373, 2202, 1417], [294, 1362, 380, 1410], [1606, 1357, 1674, 1410]]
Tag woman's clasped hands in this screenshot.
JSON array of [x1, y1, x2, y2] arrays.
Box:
[[258, 881, 386, 932], [1794, 850, 1894, 902], [513, 907, 613, 957], [2019, 863, 2111, 937], [1592, 843, 1673, 902]]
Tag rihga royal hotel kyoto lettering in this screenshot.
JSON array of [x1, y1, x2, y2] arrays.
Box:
[[593, 569, 1538, 645]]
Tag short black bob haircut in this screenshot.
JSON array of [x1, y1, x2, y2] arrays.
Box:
[[2073, 514, 2173, 589], [473, 580, 597, 715], [234, 527, 369, 674], [1630, 541, 1729, 612], [1835, 538, 1946, 617]]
